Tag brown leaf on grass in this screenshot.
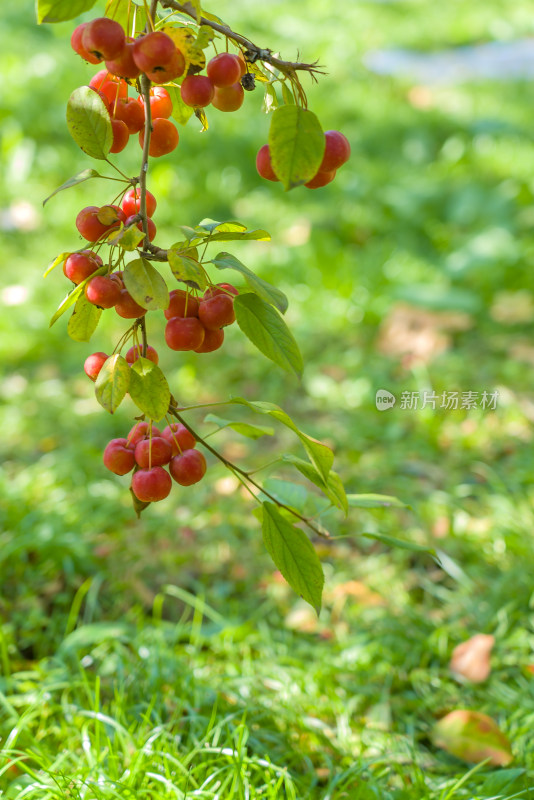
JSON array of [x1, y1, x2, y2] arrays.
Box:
[[432, 710, 512, 766], [450, 633, 495, 683], [377, 303, 472, 366]]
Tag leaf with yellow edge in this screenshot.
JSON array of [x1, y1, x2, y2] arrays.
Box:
[[432, 711, 513, 766], [161, 25, 205, 75]]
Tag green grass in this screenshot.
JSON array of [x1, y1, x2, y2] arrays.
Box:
[[2, 0, 534, 796]]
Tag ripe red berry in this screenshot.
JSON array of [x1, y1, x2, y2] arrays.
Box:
[[127, 421, 161, 447], [180, 75, 214, 108], [203, 283, 239, 300], [146, 49, 185, 84], [165, 317, 205, 351], [194, 327, 224, 353], [138, 86, 173, 120], [121, 187, 157, 217], [90, 70, 128, 95], [207, 53, 242, 88], [319, 130, 351, 172], [71, 23, 101, 64], [82, 18, 126, 62], [134, 436, 172, 468], [125, 344, 159, 365], [110, 118, 130, 153], [113, 98, 145, 133], [164, 289, 199, 320], [198, 294, 235, 330], [84, 351, 108, 381], [76, 206, 111, 242], [124, 215, 157, 242], [139, 118, 179, 157], [64, 251, 101, 284], [131, 466, 172, 502], [169, 449, 207, 486], [106, 40, 141, 79], [256, 145, 279, 182], [115, 289, 147, 319], [103, 438, 136, 475], [305, 169, 336, 189], [161, 423, 196, 455], [212, 82, 244, 112], [85, 275, 121, 308], [133, 32, 176, 71]]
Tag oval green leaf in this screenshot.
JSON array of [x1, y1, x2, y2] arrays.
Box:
[[37, 0, 97, 22], [432, 711, 513, 766], [262, 502, 324, 614], [268, 105, 325, 190], [66, 86, 112, 161], [49, 265, 107, 326], [234, 293, 303, 378], [67, 295, 102, 343], [44, 251, 71, 278], [123, 258, 169, 311], [210, 252, 287, 313], [128, 357, 170, 421], [168, 249, 208, 290], [108, 224, 145, 251], [95, 354, 130, 414], [43, 169, 102, 206], [204, 414, 274, 440]]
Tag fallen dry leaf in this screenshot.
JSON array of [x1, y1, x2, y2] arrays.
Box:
[[450, 633, 495, 683], [433, 710, 512, 766]]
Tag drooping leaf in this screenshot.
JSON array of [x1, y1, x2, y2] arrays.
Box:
[[281, 82, 295, 105], [128, 357, 170, 421], [44, 251, 71, 278], [347, 493, 408, 509], [263, 478, 310, 514], [210, 252, 287, 313], [195, 108, 209, 132], [66, 86, 113, 160], [168, 249, 208, 289], [268, 105, 325, 190], [432, 711, 513, 766], [122, 258, 169, 311], [43, 169, 102, 206], [49, 265, 107, 326], [208, 229, 271, 242], [167, 86, 194, 126], [204, 414, 274, 440], [282, 454, 348, 513], [263, 84, 278, 114], [107, 223, 145, 251], [196, 25, 216, 50], [37, 0, 96, 23], [262, 502, 324, 614], [362, 533, 437, 558], [197, 219, 247, 234], [234, 293, 303, 378], [230, 398, 334, 482], [67, 295, 102, 342], [105, 0, 146, 34], [162, 24, 205, 74], [95, 354, 130, 414]]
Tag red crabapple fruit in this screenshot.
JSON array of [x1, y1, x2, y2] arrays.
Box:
[[212, 83, 244, 112], [180, 75, 214, 108], [82, 18, 126, 62], [125, 345, 159, 365], [64, 251, 101, 284], [164, 289, 199, 320], [198, 293, 235, 330], [161, 423, 196, 455], [134, 436, 172, 468], [113, 99, 145, 133], [139, 118, 179, 157], [131, 466, 172, 502], [305, 169, 336, 189], [122, 187, 157, 217], [169, 449, 207, 486], [194, 327, 224, 353], [85, 275, 121, 308], [256, 145, 279, 182], [319, 130, 351, 172], [207, 53, 242, 87], [84, 352, 108, 381], [127, 421, 161, 447], [138, 87, 173, 119], [110, 119, 129, 153], [165, 317, 205, 351], [103, 438, 136, 475], [114, 289, 147, 319]]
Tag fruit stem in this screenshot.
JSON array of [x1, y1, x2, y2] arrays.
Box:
[[139, 315, 148, 358], [168, 407, 330, 539]]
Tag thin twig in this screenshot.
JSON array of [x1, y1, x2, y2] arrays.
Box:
[[168, 406, 330, 539]]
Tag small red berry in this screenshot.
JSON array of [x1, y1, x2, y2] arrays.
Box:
[[115, 289, 147, 319], [161, 423, 196, 455], [85, 275, 121, 308], [207, 53, 242, 88], [256, 145, 279, 182], [180, 75, 214, 108], [103, 438, 136, 475], [169, 449, 207, 486], [194, 327, 224, 353], [121, 187, 157, 217], [84, 351, 108, 381], [82, 18, 126, 62], [319, 130, 351, 172], [131, 466, 172, 502], [139, 118, 179, 157], [125, 344, 159, 365], [164, 289, 199, 320], [305, 169, 336, 189], [198, 294, 235, 330], [165, 317, 205, 351]]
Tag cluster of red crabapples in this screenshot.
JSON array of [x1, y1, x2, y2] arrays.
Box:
[[103, 420, 207, 503], [71, 16, 253, 158], [256, 129, 351, 189]]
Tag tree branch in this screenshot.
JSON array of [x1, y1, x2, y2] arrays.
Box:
[[160, 0, 325, 83], [168, 405, 331, 539]]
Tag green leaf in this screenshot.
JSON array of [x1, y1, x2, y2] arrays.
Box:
[[66, 86, 112, 160], [362, 533, 436, 557], [234, 293, 303, 378], [204, 414, 274, 440], [43, 169, 102, 206], [107, 223, 145, 251], [195, 108, 209, 132], [268, 105, 325, 190], [208, 229, 271, 243], [49, 265, 107, 326], [197, 219, 247, 234], [122, 258, 169, 311], [95, 354, 130, 414], [347, 493, 407, 509], [67, 295, 102, 342], [281, 83, 295, 105], [263, 84, 278, 114], [105, 0, 146, 33], [262, 502, 324, 613], [432, 711, 513, 766], [167, 86, 194, 126], [230, 398, 334, 483], [44, 251, 70, 278], [37, 0, 96, 23], [263, 478, 309, 514], [210, 252, 287, 313], [196, 24, 216, 50], [168, 249, 208, 289], [128, 358, 170, 421], [282, 455, 348, 513]]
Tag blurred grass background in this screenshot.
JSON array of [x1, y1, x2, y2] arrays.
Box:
[[1, 0, 534, 796]]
